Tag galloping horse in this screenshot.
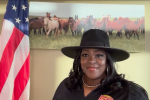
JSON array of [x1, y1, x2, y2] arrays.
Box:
[[93, 17, 108, 30], [29, 19, 44, 35], [78, 18, 88, 34], [44, 17, 59, 38], [84, 15, 94, 33], [123, 18, 142, 40], [75, 15, 78, 20], [68, 17, 80, 36], [106, 19, 127, 38], [29, 17, 38, 22], [58, 18, 71, 35], [29, 17, 38, 34], [113, 17, 118, 21], [74, 15, 80, 35], [138, 17, 145, 34]]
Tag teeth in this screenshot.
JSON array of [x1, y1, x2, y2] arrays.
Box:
[[88, 67, 97, 71]]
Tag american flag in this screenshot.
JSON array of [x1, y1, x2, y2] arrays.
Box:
[[0, 0, 30, 100]]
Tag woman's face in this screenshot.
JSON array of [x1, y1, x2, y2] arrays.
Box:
[[80, 48, 107, 80]]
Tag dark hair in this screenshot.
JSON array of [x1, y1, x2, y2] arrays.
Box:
[[65, 50, 83, 90], [65, 49, 124, 89], [65, 49, 149, 98]]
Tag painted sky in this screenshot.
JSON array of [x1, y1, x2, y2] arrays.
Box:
[[29, 2, 145, 18]]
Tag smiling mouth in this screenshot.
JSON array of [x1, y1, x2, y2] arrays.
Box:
[[86, 67, 99, 71]]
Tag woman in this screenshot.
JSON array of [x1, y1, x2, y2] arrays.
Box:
[[52, 29, 149, 100]]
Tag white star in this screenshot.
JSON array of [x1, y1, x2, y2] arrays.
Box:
[[12, 5, 17, 11], [15, 18, 21, 24], [22, 5, 27, 10], [25, 17, 29, 22]]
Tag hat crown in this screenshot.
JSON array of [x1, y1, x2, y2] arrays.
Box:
[[80, 29, 110, 47], [61, 29, 129, 61]]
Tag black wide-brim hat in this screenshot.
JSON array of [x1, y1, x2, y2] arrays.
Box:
[[61, 29, 130, 62]]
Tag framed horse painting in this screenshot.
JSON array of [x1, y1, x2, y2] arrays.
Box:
[[29, 2, 145, 52]]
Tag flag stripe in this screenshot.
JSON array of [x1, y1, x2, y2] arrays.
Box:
[[0, 0, 30, 99], [0, 20, 15, 60], [13, 54, 30, 100], [0, 26, 24, 94], [0, 34, 29, 100], [19, 79, 30, 100]]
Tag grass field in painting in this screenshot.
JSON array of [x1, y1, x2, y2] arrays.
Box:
[[29, 17, 145, 52]]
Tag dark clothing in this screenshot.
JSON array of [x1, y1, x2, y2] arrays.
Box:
[[52, 78, 149, 100]]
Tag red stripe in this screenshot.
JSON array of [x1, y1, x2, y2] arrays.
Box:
[[0, 27, 24, 93], [12, 54, 30, 100]]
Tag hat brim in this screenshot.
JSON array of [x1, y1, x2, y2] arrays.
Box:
[[61, 46, 130, 62]]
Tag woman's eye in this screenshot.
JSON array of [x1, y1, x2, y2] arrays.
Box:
[[82, 54, 88, 57], [96, 54, 103, 58]]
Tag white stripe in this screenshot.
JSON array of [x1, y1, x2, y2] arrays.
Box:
[[0, 35, 30, 100], [0, 20, 15, 60], [19, 79, 30, 100]]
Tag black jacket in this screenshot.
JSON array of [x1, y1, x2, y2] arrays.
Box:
[[52, 78, 149, 100]]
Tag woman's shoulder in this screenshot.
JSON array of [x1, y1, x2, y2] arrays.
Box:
[[103, 80, 149, 100], [127, 81, 148, 94], [52, 77, 69, 100], [56, 77, 69, 88], [124, 81, 149, 100]]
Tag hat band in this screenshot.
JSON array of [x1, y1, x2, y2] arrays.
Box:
[[80, 41, 109, 47]]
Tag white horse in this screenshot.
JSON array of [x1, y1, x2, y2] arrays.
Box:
[[44, 17, 59, 38]]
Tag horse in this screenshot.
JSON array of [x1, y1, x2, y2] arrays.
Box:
[[100, 15, 110, 31], [123, 18, 142, 40], [92, 18, 110, 36], [138, 17, 145, 35], [110, 17, 135, 38], [37, 17, 45, 34], [68, 17, 80, 36], [29, 17, 38, 34], [117, 17, 127, 21], [113, 17, 118, 21], [84, 15, 94, 32], [74, 15, 81, 35], [58, 18, 70, 35], [37, 17, 44, 20], [78, 18, 88, 34], [43, 17, 59, 38], [29, 19, 44, 35], [106, 19, 127, 38], [75, 15, 78, 20], [50, 17, 59, 21], [92, 19, 106, 30], [46, 12, 51, 19], [29, 17, 38, 22]]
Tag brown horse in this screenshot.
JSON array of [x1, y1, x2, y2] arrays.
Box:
[[58, 18, 70, 35], [92, 19, 106, 30], [106, 19, 127, 38], [29, 19, 44, 35], [123, 18, 143, 40], [79, 18, 88, 34], [117, 17, 127, 21], [37, 17, 44, 20], [29, 17, 38, 22], [138, 17, 145, 34], [53, 15, 59, 18], [68, 17, 80, 36], [78, 15, 94, 34], [113, 17, 118, 21]]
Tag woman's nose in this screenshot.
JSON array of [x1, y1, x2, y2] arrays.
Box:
[[88, 56, 96, 64]]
